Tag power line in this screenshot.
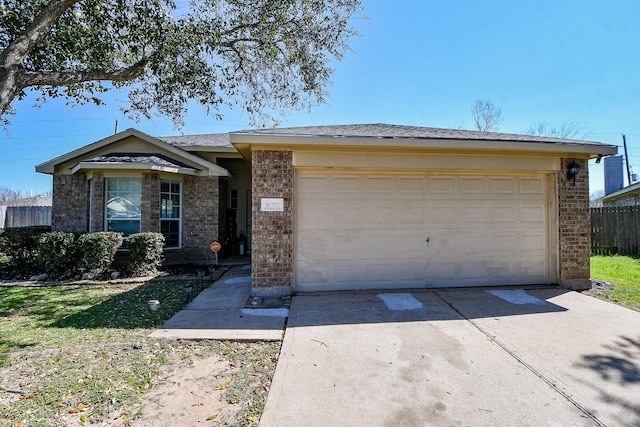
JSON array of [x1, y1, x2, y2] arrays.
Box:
[[0, 144, 81, 151], [0, 133, 105, 142]]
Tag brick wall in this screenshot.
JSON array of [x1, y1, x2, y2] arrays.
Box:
[[89, 173, 104, 232], [251, 150, 294, 296], [171, 175, 219, 263], [141, 173, 160, 232], [52, 174, 88, 232], [603, 193, 640, 207], [558, 158, 591, 289]]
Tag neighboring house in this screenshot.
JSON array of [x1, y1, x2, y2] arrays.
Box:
[[36, 124, 617, 294], [599, 181, 640, 207]]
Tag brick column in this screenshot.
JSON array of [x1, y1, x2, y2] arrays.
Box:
[[52, 174, 88, 233], [558, 158, 591, 290], [89, 173, 105, 232], [141, 173, 160, 232], [177, 175, 219, 262], [251, 150, 293, 296]]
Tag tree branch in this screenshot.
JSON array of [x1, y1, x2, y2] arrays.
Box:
[[0, 0, 81, 66], [24, 58, 153, 87]]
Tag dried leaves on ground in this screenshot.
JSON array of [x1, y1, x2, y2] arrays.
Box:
[[0, 278, 280, 426]]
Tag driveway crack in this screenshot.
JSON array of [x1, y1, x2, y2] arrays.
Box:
[[434, 292, 605, 427]]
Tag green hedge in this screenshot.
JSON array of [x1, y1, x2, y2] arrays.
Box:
[[125, 232, 165, 276], [77, 232, 124, 278], [37, 232, 78, 278], [0, 229, 168, 280], [0, 226, 51, 276]]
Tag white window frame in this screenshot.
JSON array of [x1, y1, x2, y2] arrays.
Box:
[[160, 180, 182, 249]]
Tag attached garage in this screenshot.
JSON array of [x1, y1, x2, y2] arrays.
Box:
[[295, 172, 551, 291], [231, 124, 618, 296]]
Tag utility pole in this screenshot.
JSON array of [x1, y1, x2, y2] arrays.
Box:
[[114, 119, 119, 134], [623, 134, 632, 185]]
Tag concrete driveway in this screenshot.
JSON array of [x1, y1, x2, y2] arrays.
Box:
[[260, 288, 640, 427]]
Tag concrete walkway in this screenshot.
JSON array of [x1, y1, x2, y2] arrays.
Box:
[[149, 265, 288, 341], [260, 289, 640, 427]]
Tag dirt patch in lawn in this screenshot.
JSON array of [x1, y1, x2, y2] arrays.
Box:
[[1, 340, 280, 427], [114, 355, 241, 426]]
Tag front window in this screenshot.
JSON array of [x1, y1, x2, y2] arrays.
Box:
[[106, 178, 141, 236], [160, 181, 181, 248]]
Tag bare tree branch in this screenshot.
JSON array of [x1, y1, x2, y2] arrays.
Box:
[[471, 99, 502, 132]]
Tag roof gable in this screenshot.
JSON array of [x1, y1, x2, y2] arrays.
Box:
[[36, 128, 230, 177]]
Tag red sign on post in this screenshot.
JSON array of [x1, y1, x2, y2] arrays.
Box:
[[210, 241, 221, 253]]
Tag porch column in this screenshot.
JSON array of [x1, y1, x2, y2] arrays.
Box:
[[251, 150, 294, 296], [558, 158, 591, 290]]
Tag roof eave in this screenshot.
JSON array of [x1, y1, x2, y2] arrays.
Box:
[[229, 134, 618, 158], [71, 162, 199, 176]]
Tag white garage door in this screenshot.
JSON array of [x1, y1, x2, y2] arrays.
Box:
[[295, 172, 550, 292]]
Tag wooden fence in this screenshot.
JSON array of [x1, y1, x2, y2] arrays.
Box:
[[0, 206, 52, 229], [591, 206, 640, 255]]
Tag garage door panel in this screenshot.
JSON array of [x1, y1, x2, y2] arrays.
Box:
[[430, 177, 456, 193], [462, 206, 489, 222], [430, 205, 459, 223], [460, 177, 486, 193], [296, 173, 549, 291], [520, 206, 545, 222], [333, 176, 361, 192], [490, 178, 516, 193], [520, 178, 545, 193], [398, 177, 425, 193], [490, 206, 517, 222]]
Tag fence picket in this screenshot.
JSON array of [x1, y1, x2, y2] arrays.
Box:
[[1, 206, 52, 228], [591, 206, 640, 255]]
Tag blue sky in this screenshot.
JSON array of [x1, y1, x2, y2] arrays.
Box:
[[2, 0, 640, 195]]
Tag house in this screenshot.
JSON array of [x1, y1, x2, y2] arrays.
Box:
[[599, 181, 640, 207], [36, 124, 617, 294]]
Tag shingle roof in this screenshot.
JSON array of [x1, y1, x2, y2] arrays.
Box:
[[601, 181, 640, 201], [159, 133, 232, 148], [233, 123, 607, 146], [82, 153, 194, 169]]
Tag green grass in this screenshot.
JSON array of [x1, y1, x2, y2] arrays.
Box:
[[0, 280, 209, 425], [591, 255, 640, 311], [0, 280, 202, 358]]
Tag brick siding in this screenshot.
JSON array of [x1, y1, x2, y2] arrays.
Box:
[[251, 150, 294, 296], [89, 173, 104, 232], [52, 174, 88, 232], [558, 158, 591, 289], [141, 173, 160, 232], [173, 175, 220, 263]]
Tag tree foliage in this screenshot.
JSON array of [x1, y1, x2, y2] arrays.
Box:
[[0, 0, 362, 127], [471, 99, 502, 132]]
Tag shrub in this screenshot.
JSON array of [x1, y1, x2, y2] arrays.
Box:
[[0, 226, 50, 276], [37, 232, 78, 278], [77, 232, 123, 278], [125, 232, 165, 276]]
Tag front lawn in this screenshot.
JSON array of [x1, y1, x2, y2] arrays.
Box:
[[0, 279, 279, 426], [591, 255, 640, 312]]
